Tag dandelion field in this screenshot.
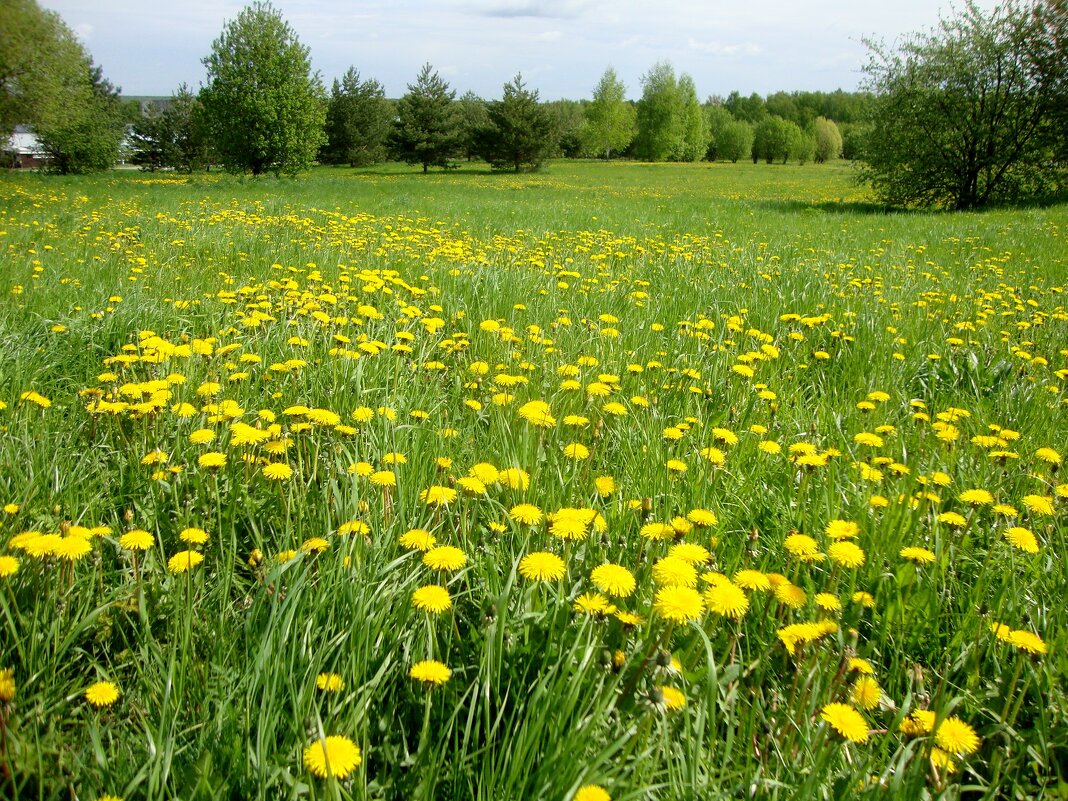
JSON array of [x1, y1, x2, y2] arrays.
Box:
[[0, 161, 1065, 800]]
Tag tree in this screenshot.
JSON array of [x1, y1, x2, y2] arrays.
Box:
[[200, 2, 325, 176], [787, 124, 815, 165], [545, 99, 585, 158], [476, 74, 556, 172], [1, 0, 86, 137], [860, 0, 1067, 209], [456, 91, 489, 161], [634, 61, 683, 161], [321, 67, 391, 167], [130, 85, 212, 172], [582, 67, 635, 159], [810, 117, 843, 163], [675, 74, 709, 161], [716, 120, 754, 163], [390, 63, 462, 173], [36, 62, 127, 173], [753, 115, 793, 164]]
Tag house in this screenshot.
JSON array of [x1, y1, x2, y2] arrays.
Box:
[[4, 125, 49, 169]]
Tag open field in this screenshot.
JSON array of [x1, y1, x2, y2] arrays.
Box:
[[0, 160, 1065, 800]]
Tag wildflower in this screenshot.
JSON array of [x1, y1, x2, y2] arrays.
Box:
[[509, 504, 543, 525], [423, 546, 466, 572], [828, 541, 865, 568], [198, 452, 227, 469], [574, 785, 611, 801], [53, 537, 91, 561], [420, 486, 458, 506], [820, 702, 870, 743], [733, 570, 770, 591], [119, 529, 154, 551], [301, 537, 329, 554], [303, 735, 362, 779], [85, 681, 120, 708], [851, 676, 882, 710], [167, 550, 204, 574], [518, 400, 556, 427], [1006, 629, 1047, 655], [936, 511, 968, 528], [263, 463, 293, 480], [0, 555, 19, 578], [179, 527, 209, 545], [825, 520, 859, 540], [409, 660, 452, 685], [704, 581, 749, 619], [815, 592, 841, 612], [774, 582, 807, 608], [784, 534, 821, 560], [935, 717, 980, 756], [668, 542, 710, 564], [900, 709, 936, 736], [958, 489, 994, 506], [399, 529, 435, 551], [412, 584, 452, 614], [899, 546, 935, 564], [189, 428, 215, 444], [652, 557, 697, 588], [591, 563, 636, 597], [519, 551, 566, 581], [653, 586, 704, 623], [1003, 526, 1038, 553], [563, 442, 590, 460], [19, 391, 51, 408], [639, 522, 675, 540], [1034, 447, 1062, 465], [573, 592, 613, 615], [1021, 494, 1054, 516], [656, 685, 687, 710], [594, 475, 616, 496], [0, 668, 14, 702], [316, 673, 344, 692], [687, 508, 718, 527]]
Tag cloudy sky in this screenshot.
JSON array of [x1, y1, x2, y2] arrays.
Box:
[[42, 0, 1002, 100]]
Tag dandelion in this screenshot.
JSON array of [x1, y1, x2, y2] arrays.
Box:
[[519, 551, 566, 581], [851, 676, 882, 710], [815, 592, 841, 612], [1006, 629, 1047, 655], [1034, 447, 1062, 465], [656, 685, 687, 710], [899, 546, 935, 565], [936, 511, 968, 528], [733, 570, 770, 591], [420, 486, 458, 507], [422, 546, 466, 572], [119, 529, 154, 551], [668, 542, 710, 564], [0, 668, 14, 702], [303, 735, 362, 779], [704, 581, 749, 619], [825, 520, 859, 540], [784, 533, 820, 559], [409, 660, 452, 685], [263, 463, 293, 480], [53, 537, 91, 561], [563, 442, 590, 460], [167, 550, 204, 574], [1021, 494, 1054, 516], [652, 557, 697, 588], [820, 702, 869, 743], [653, 586, 704, 623], [198, 452, 227, 469], [1003, 526, 1038, 553], [828, 541, 866, 568], [179, 527, 209, 545], [0, 555, 19, 578], [935, 717, 980, 756], [518, 400, 556, 427], [590, 563, 636, 598], [687, 508, 718, 527], [412, 584, 452, 614], [900, 709, 936, 736], [316, 673, 344, 692], [20, 391, 51, 408], [85, 681, 120, 708], [399, 529, 436, 551], [958, 489, 994, 506], [594, 475, 616, 496], [574, 785, 611, 801], [573, 592, 613, 615]]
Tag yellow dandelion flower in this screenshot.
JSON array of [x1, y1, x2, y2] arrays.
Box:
[[412, 584, 452, 614], [518, 551, 566, 581], [935, 717, 980, 756], [653, 586, 704, 623], [179, 527, 209, 545], [423, 546, 466, 572], [399, 529, 435, 551], [590, 563, 636, 597], [316, 673, 344, 692], [1006, 629, 1047, 655], [303, 735, 361, 779], [828, 541, 865, 568], [1021, 494, 1054, 516], [1003, 526, 1038, 553], [574, 785, 611, 801], [652, 556, 698, 588], [959, 489, 994, 506], [820, 702, 869, 743], [851, 676, 882, 710], [420, 486, 458, 506], [704, 580, 749, 619], [518, 400, 556, 427], [409, 660, 452, 685], [85, 680, 120, 708], [167, 550, 204, 574], [657, 685, 687, 710], [198, 452, 227, 469], [899, 546, 935, 565]]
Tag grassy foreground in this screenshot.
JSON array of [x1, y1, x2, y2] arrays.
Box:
[[0, 160, 1065, 800]]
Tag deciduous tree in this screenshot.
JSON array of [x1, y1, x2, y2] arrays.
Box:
[[200, 2, 326, 175], [633, 61, 682, 161], [582, 67, 635, 159], [860, 0, 1067, 208]]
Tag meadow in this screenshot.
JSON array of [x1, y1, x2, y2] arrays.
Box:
[[0, 160, 1064, 801]]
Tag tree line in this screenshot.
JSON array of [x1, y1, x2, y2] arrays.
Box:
[[3, 0, 1066, 208]]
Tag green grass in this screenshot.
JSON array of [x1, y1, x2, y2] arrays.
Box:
[[0, 160, 1065, 801]]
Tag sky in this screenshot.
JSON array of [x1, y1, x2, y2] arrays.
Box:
[[41, 0, 1004, 100]]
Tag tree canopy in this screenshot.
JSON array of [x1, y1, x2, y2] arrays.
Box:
[[200, 2, 326, 175], [321, 67, 391, 167], [859, 0, 1067, 209]]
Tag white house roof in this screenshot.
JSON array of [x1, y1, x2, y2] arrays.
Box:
[[6, 131, 47, 156]]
